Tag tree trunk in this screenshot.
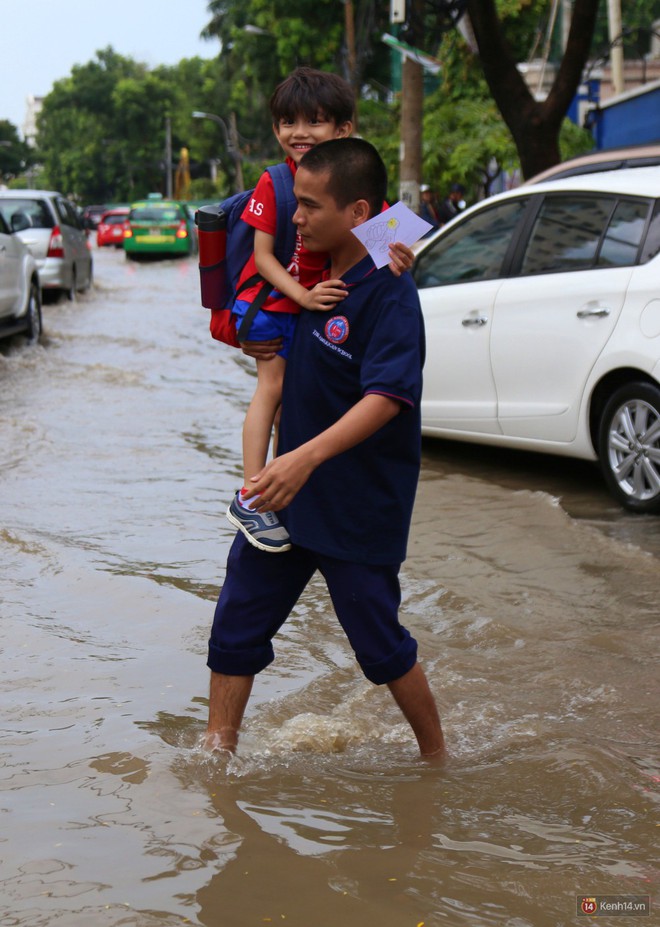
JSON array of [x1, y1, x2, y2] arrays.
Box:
[[466, 0, 600, 178]]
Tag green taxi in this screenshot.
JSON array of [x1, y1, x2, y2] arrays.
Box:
[[123, 194, 197, 258]]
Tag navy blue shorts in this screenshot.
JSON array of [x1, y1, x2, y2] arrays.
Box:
[[207, 534, 418, 685], [232, 299, 298, 359]]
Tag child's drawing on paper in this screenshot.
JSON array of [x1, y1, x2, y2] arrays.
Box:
[[351, 201, 433, 269], [364, 216, 400, 252]]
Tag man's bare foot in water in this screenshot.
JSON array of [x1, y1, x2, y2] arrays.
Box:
[[201, 728, 238, 754]]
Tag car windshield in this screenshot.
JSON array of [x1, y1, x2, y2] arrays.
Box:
[[0, 198, 54, 230], [130, 206, 180, 222], [102, 214, 127, 226]]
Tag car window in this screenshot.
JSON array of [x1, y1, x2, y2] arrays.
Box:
[[0, 198, 54, 230], [56, 197, 82, 229], [640, 200, 660, 264], [597, 199, 650, 267], [0, 213, 9, 235], [520, 195, 615, 275], [414, 200, 527, 288], [103, 214, 127, 226], [55, 198, 71, 226]]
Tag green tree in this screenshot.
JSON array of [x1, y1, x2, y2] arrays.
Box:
[[38, 48, 147, 200], [200, 0, 396, 145], [0, 120, 34, 186], [37, 47, 224, 203], [410, 6, 593, 197], [466, 0, 601, 178]]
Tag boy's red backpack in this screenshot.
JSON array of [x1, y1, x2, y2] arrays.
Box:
[[194, 164, 297, 347]]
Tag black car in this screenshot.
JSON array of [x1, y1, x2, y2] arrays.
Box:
[[81, 204, 108, 230]]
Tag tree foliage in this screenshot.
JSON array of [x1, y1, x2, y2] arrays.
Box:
[[0, 120, 34, 186], [466, 0, 601, 178], [18, 0, 658, 203], [35, 47, 228, 203]]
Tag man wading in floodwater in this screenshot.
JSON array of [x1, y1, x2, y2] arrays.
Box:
[[204, 138, 446, 760]]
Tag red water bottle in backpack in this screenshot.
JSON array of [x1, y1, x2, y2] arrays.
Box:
[[195, 204, 229, 309]]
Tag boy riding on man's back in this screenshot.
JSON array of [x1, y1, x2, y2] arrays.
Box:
[[226, 67, 413, 554]]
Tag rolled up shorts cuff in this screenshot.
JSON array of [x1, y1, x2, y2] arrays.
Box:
[[207, 640, 274, 677], [359, 631, 418, 686]]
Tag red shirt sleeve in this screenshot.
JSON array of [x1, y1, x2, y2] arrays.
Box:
[[240, 171, 278, 237]]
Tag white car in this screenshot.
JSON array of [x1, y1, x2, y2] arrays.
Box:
[[413, 166, 660, 513], [0, 210, 41, 342], [0, 190, 93, 300]]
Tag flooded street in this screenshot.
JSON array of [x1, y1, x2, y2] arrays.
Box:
[[1, 245, 657, 927]]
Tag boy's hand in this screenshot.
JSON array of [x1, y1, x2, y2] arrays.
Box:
[[303, 279, 348, 312], [388, 242, 415, 277], [240, 338, 283, 360]]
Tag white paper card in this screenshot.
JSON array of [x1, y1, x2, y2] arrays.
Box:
[[351, 202, 433, 268]]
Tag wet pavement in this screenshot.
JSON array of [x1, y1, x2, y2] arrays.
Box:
[[1, 245, 657, 926]]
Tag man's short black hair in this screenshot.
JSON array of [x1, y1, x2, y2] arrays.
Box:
[[270, 67, 354, 127], [299, 137, 387, 219]]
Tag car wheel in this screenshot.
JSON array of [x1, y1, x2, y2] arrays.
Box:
[[82, 261, 94, 292], [598, 382, 660, 514], [24, 279, 42, 343], [66, 267, 77, 301]]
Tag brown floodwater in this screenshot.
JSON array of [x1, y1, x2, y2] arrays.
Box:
[[1, 245, 657, 927]]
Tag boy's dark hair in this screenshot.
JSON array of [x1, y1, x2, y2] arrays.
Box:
[[270, 67, 354, 127], [299, 137, 387, 219]]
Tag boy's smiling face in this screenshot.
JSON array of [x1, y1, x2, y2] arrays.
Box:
[[274, 113, 352, 165]]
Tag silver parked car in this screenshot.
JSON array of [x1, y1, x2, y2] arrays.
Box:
[[0, 190, 93, 300], [0, 210, 42, 341]]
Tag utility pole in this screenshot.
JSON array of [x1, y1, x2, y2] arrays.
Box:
[[229, 112, 245, 192], [344, 0, 359, 127], [560, 0, 572, 51], [607, 0, 625, 95], [192, 110, 244, 192], [164, 116, 173, 198], [398, 0, 424, 214], [399, 57, 423, 212]]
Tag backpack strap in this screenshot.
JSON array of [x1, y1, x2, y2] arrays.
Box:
[[235, 281, 275, 341], [235, 163, 298, 342], [266, 162, 298, 268]]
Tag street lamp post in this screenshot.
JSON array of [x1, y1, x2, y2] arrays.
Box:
[[192, 110, 245, 192]]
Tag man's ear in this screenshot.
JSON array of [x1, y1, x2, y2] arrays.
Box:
[[335, 120, 353, 138], [351, 199, 371, 226]]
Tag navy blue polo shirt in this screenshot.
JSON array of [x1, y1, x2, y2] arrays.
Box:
[[278, 255, 425, 565]]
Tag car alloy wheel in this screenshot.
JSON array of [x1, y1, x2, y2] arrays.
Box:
[[598, 382, 660, 514]]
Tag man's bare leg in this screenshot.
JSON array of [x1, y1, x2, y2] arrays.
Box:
[[387, 662, 446, 759], [204, 671, 254, 752]]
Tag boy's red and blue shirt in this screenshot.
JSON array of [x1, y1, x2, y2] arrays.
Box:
[[237, 157, 326, 314], [278, 256, 425, 566]]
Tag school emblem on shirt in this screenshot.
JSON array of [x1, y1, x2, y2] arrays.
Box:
[[325, 316, 349, 344]]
